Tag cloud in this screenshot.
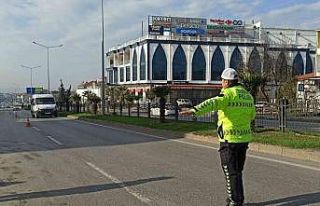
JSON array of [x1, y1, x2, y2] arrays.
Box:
[[253, 1, 320, 28], [0, 0, 318, 92]]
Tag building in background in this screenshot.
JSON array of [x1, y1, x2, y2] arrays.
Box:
[[106, 16, 318, 104]]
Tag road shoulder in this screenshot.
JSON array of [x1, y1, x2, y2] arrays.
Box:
[[70, 116, 320, 164]]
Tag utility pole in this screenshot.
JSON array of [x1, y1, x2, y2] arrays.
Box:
[[33, 41, 63, 92], [101, 0, 106, 115], [20, 65, 41, 88]]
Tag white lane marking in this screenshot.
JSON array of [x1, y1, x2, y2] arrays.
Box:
[[85, 161, 152, 205], [78, 120, 320, 172], [32, 127, 41, 132], [46, 135, 63, 145]]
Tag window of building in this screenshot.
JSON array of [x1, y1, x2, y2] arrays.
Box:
[[108, 70, 113, 84], [172, 45, 187, 80], [152, 44, 167, 80], [263, 52, 273, 75], [132, 50, 137, 81], [230, 47, 243, 70], [293, 52, 304, 76], [114, 68, 118, 84], [120, 67, 124, 82], [275, 52, 287, 80], [248, 47, 261, 75], [140, 47, 146, 80], [126, 66, 130, 81], [211, 46, 225, 80], [306, 51, 313, 73], [192, 46, 206, 80]]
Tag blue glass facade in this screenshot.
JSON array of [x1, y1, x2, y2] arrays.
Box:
[[211, 46, 225, 80], [172, 45, 187, 80], [192, 46, 206, 80], [152, 44, 167, 80], [293, 52, 304, 76], [132, 50, 138, 81], [140, 48, 146, 80], [306, 51, 313, 73], [276, 52, 287, 79], [120, 67, 124, 82], [126, 66, 130, 81], [248, 47, 261, 75], [230, 47, 243, 70]]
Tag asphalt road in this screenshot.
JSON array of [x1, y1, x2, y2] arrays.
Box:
[[0, 110, 319, 206]]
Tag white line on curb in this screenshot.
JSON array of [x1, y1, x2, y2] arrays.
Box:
[[85, 161, 152, 205], [46, 135, 63, 145], [78, 121, 320, 172]]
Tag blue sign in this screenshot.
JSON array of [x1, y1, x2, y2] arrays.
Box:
[[26, 87, 43, 94], [176, 27, 206, 35], [26, 87, 34, 94]]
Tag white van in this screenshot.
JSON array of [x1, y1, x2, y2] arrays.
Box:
[[176, 99, 193, 108], [31, 94, 57, 118]]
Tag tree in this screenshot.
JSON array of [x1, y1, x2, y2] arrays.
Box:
[[70, 93, 81, 113], [116, 86, 128, 116], [82, 91, 92, 112], [152, 86, 170, 123], [238, 67, 267, 103], [65, 85, 72, 112], [87, 93, 101, 115], [146, 89, 156, 103], [125, 93, 136, 117], [57, 79, 66, 111]]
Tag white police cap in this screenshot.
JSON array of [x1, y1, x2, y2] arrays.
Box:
[[221, 68, 238, 80]]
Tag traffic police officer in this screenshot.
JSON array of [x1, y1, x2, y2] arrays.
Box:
[[180, 68, 256, 206]]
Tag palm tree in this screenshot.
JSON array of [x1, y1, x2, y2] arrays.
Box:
[[125, 93, 136, 117], [146, 89, 156, 118], [116, 86, 128, 116], [106, 87, 117, 115], [87, 93, 101, 115], [152, 86, 170, 123], [69, 93, 81, 113], [238, 67, 267, 102], [82, 91, 92, 112], [238, 67, 267, 131]]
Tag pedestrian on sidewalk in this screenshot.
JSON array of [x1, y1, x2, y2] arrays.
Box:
[[180, 68, 256, 206]]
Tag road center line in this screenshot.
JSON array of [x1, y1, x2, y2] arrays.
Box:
[[32, 127, 40, 132], [46, 135, 63, 145], [78, 120, 320, 172], [85, 161, 152, 205]]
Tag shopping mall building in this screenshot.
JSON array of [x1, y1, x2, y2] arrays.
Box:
[[105, 16, 320, 104]]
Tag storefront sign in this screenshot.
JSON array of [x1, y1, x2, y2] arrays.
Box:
[[176, 27, 206, 35], [148, 25, 164, 35], [151, 16, 172, 26], [209, 19, 244, 27]]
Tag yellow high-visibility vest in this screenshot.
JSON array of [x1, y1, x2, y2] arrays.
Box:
[[191, 85, 256, 143]]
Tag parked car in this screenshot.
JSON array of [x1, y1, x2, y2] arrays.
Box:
[[150, 104, 177, 116], [176, 99, 193, 107]]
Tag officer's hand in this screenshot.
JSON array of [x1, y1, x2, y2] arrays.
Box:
[[179, 110, 193, 116]]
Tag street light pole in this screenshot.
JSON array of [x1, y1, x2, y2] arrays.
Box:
[[101, 0, 106, 115], [20, 65, 41, 88], [32, 41, 63, 93]]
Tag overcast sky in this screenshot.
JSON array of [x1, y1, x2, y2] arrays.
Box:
[[0, 0, 319, 93]]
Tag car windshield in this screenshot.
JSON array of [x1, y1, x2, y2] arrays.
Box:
[[35, 98, 55, 105]]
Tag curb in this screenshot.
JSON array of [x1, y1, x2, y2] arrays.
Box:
[[66, 115, 79, 120], [184, 133, 320, 163]]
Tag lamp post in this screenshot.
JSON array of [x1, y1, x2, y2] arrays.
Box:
[[32, 41, 63, 92], [101, 0, 106, 115], [20, 65, 41, 88]]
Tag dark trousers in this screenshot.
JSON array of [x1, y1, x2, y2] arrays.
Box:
[[219, 142, 249, 206]]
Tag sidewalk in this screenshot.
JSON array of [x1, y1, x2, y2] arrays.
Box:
[[68, 115, 320, 163], [184, 133, 320, 163]]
